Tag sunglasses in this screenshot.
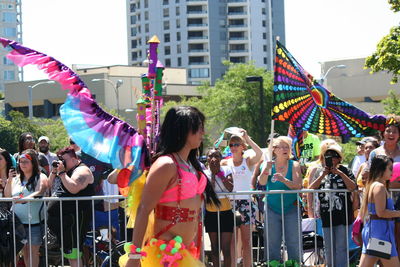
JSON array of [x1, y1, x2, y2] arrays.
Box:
[[229, 143, 241, 148]]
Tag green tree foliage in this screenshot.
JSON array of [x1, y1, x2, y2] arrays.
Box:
[[0, 111, 69, 154], [161, 62, 287, 147], [381, 89, 400, 114], [389, 0, 400, 12], [365, 1, 400, 83]]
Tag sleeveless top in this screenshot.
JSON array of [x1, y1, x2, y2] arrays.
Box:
[[158, 155, 207, 203], [11, 174, 46, 224], [264, 160, 297, 214], [228, 158, 253, 200]]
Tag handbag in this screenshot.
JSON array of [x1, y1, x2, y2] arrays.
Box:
[[352, 216, 363, 246], [366, 237, 392, 259], [206, 173, 232, 212]]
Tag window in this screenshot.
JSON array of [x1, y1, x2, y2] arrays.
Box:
[[263, 33, 266, 39], [176, 6, 180, 16], [163, 8, 169, 17], [176, 32, 181, 41], [263, 45, 267, 52], [189, 68, 209, 78], [144, 0, 148, 8], [264, 57, 267, 64], [3, 12, 16, 23], [3, 27, 16, 37], [163, 21, 170, 30], [262, 8, 266, 15], [3, 70, 14, 80], [165, 58, 171, 67], [177, 57, 182, 66], [176, 0, 179, 3], [165, 46, 171, 55], [145, 23, 149, 33], [130, 3, 136, 12], [131, 40, 137, 48], [177, 44, 181, 53], [131, 52, 138, 61], [176, 19, 180, 28], [145, 11, 149, 20], [137, 13, 141, 21], [137, 25, 141, 33], [262, 20, 266, 27], [131, 27, 137, 36], [3, 57, 13, 65], [163, 0, 169, 4], [164, 33, 170, 42], [130, 15, 136, 24]]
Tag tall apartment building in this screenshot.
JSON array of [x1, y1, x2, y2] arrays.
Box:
[[0, 0, 21, 92], [126, 0, 285, 85]]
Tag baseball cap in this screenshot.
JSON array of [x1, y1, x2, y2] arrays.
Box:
[[38, 136, 50, 143], [356, 137, 377, 146], [324, 144, 344, 159]]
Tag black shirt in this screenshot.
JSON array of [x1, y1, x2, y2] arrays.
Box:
[[317, 165, 355, 227]]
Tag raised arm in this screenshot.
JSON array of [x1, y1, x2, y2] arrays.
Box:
[[242, 129, 262, 166], [58, 165, 94, 194]]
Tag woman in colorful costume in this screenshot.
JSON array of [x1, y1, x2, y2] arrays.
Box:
[[120, 106, 219, 267]]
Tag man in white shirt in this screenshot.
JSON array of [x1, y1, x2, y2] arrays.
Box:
[[38, 136, 58, 171]]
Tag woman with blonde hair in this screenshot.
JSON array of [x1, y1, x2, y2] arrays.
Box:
[[359, 155, 400, 267], [258, 136, 302, 266]]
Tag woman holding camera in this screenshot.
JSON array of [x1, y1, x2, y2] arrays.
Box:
[[308, 144, 356, 267], [4, 149, 48, 267]]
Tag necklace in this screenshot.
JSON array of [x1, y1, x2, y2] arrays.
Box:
[[176, 152, 191, 168], [385, 145, 398, 157]]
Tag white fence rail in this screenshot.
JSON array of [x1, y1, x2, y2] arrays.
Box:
[[1, 189, 394, 266]]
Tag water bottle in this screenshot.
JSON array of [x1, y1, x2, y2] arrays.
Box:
[[271, 174, 277, 183]]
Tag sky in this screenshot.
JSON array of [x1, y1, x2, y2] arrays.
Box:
[[20, 0, 400, 81]]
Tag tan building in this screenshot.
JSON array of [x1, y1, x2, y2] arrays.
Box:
[[4, 65, 199, 126], [321, 58, 399, 114]]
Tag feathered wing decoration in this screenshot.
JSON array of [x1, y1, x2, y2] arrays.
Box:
[[273, 41, 387, 148], [0, 37, 149, 188]]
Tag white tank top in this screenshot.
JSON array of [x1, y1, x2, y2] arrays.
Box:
[[228, 158, 253, 200]]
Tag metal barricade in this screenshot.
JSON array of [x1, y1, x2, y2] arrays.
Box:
[[1, 188, 391, 266]]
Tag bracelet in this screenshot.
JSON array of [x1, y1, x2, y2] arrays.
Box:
[[57, 171, 66, 176], [124, 242, 147, 259]]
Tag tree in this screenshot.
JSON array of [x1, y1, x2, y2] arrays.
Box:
[[365, 1, 400, 83], [381, 89, 400, 115], [171, 61, 288, 147]]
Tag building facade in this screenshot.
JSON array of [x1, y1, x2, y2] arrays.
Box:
[[4, 65, 198, 125], [0, 0, 21, 92], [126, 0, 285, 85], [321, 58, 400, 114]]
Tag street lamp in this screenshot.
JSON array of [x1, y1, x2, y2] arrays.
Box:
[[28, 80, 55, 120], [245, 76, 266, 144], [319, 64, 346, 86], [92, 78, 123, 116]]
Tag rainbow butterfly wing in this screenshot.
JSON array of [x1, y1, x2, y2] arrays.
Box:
[[273, 41, 386, 138], [0, 37, 149, 185]]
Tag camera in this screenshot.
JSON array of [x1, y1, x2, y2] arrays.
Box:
[[325, 156, 333, 168], [52, 159, 66, 168]]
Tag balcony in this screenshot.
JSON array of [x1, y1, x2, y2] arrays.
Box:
[[187, 10, 208, 14], [188, 36, 208, 40], [228, 11, 247, 15], [228, 24, 247, 28], [187, 23, 208, 28], [188, 61, 210, 65], [227, 0, 246, 2], [188, 49, 209, 55]]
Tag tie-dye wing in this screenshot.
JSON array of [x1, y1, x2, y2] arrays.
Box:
[[0, 37, 149, 185], [273, 41, 386, 138]]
